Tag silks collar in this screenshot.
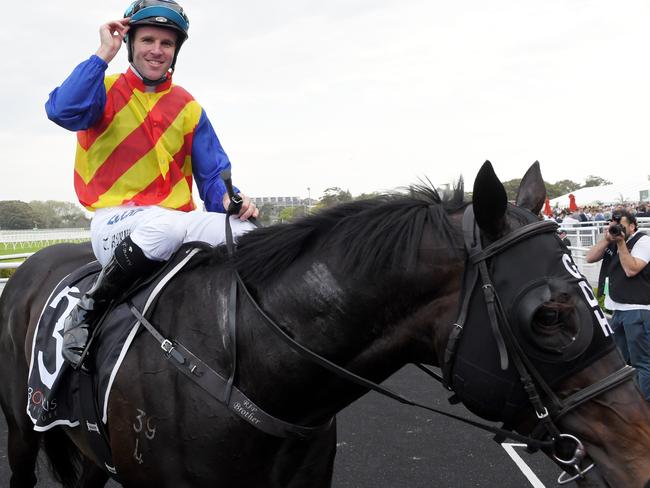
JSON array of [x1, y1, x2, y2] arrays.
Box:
[[125, 65, 173, 92]]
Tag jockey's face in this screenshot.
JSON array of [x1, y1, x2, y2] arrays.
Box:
[[131, 25, 177, 80]]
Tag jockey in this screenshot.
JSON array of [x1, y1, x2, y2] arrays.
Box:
[[45, 0, 258, 368]]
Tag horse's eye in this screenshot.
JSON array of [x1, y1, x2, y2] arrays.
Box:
[[534, 307, 560, 327]]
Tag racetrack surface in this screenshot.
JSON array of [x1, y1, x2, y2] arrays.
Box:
[[1, 365, 563, 487]]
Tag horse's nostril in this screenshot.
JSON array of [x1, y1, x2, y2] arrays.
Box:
[[644, 479, 650, 488]]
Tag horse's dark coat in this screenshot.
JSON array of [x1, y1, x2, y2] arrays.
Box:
[[2, 163, 650, 487]]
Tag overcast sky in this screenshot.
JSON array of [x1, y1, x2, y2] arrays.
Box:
[[2, 0, 649, 205]]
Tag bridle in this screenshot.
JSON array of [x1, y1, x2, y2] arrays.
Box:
[[442, 205, 636, 482], [138, 179, 636, 484]]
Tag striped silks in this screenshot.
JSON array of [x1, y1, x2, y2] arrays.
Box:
[[74, 68, 200, 212]]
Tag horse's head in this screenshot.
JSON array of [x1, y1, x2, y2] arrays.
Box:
[[448, 161, 650, 487]]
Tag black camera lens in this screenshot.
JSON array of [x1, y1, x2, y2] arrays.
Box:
[[609, 224, 623, 237]]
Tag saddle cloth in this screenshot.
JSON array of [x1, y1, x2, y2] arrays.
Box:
[[26, 245, 203, 431]]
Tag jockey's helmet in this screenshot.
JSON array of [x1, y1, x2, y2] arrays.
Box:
[[123, 0, 190, 72]]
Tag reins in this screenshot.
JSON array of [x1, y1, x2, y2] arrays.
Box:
[[217, 179, 555, 450], [216, 179, 634, 480], [133, 177, 634, 480]]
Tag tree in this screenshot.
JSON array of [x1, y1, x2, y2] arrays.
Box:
[[0, 201, 38, 229], [502, 178, 583, 200], [546, 179, 581, 199], [502, 179, 522, 201], [355, 191, 381, 201], [28, 200, 90, 228], [257, 204, 277, 226], [582, 175, 612, 188], [318, 187, 353, 208], [277, 206, 307, 223]]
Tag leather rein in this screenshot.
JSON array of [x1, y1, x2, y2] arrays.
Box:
[[215, 188, 633, 456], [215, 193, 636, 462], [133, 184, 635, 482]]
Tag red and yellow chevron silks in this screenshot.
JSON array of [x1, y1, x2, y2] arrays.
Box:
[[74, 70, 201, 212]]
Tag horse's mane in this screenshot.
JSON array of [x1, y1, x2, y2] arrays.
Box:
[[232, 181, 467, 286]]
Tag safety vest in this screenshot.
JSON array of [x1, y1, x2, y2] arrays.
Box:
[[74, 68, 202, 211]]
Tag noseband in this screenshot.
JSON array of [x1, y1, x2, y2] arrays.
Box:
[[442, 205, 635, 482]]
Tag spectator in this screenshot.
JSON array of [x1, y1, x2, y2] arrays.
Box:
[[586, 210, 650, 401], [562, 212, 581, 225]]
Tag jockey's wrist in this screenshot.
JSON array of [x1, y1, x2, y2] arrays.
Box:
[[95, 46, 116, 63]]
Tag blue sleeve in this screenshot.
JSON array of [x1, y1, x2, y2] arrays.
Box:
[[192, 109, 240, 213], [45, 55, 108, 131]]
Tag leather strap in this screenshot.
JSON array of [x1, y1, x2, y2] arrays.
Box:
[[130, 303, 334, 439], [470, 220, 559, 264], [77, 371, 119, 478], [554, 365, 637, 420]]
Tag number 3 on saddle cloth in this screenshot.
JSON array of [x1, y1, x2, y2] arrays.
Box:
[[26, 244, 206, 434]]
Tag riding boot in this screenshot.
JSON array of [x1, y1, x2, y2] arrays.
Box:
[[62, 236, 159, 368]]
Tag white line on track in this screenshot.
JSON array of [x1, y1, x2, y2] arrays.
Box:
[[501, 443, 546, 488]]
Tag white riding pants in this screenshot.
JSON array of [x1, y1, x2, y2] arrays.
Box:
[[90, 206, 256, 266]]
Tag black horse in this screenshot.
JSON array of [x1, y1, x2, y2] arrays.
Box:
[[2, 161, 650, 487]]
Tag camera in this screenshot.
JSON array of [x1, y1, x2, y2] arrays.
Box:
[[608, 223, 625, 237]]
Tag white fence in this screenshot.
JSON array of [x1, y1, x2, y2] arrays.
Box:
[[568, 247, 601, 286], [0, 228, 90, 250], [0, 229, 90, 294], [560, 217, 650, 249], [0, 253, 35, 293]]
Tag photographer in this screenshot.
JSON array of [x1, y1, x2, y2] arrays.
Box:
[[586, 210, 650, 400]]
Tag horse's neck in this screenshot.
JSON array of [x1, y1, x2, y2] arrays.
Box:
[[235, 250, 464, 425]]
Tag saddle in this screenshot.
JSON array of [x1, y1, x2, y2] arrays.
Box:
[[27, 243, 210, 476]]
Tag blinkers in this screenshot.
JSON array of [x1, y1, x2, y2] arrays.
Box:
[[511, 277, 593, 363], [446, 205, 616, 422]]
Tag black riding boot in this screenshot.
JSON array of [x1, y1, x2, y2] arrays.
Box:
[[62, 236, 158, 368]]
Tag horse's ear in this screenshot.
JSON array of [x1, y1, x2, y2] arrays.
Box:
[[515, 161, 546, 215], [472, 160, 507, 236]]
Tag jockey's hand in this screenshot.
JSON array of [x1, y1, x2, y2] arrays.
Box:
[[223, 193, 259, 221], [96, 18, 131, 64]]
